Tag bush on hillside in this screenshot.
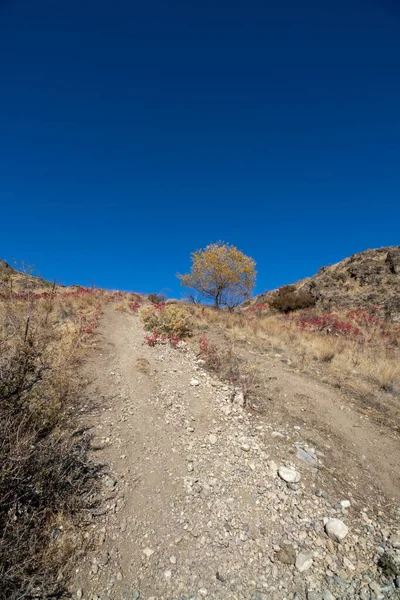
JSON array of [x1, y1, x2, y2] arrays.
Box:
[[268, 285, 316, 313], [141, 304, 192, 339]]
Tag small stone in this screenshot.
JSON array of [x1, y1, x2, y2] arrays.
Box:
[[116, 571, 123, 581], [325, 519, 349, 542], [296, 552, 313, 572], [297, 447, 318, 465], [326, 539, 335, 553], [143, 547, 155, 558], [277, 544, 296, 565], [190, 378, 200, 386], [322, 592, 335, 600], [316, 490, 329, 499], [104, 476, 116, 488], [209, 434, 217, 445], [343, 556, 355, 571], [164, 569, 172, 580], [76, 590, 83, 600], [268, 460, 279, 476], [233, 390, 245, 406], [241, 443, 250, 452], [187, 463, 194, 472], [170, 555, 177, 564], [307, 593, 322, 600], [199, 588, 208, 597], [132, 593, 140, 600], [369, 581, 384, 599], [278, 465, 301, 483], [395, 577, 400, 589], [340, 500, 351, 509], [390, 533, 400, 549]]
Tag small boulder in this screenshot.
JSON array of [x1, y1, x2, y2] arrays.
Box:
[[325, 518, 349, 542], [278, 465, 301, 483], [276, 543, 296, 565], [295, 551, 313, 572]]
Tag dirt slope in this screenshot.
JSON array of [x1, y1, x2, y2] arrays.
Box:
[[71, 307, 400, 600]]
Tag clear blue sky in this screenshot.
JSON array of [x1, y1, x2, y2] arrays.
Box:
[[1, 0, 399, 296]]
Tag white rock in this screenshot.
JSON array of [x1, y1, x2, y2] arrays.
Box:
[[343, 556, 355, 571], [241, 443, 250, 452], [76, 590, 83, 600], [170, 555, 177, 564], [233, 390, 245, 406], [278, 465, 301, 483], [340, 499, 351, 508], [325, 519, 349, 542], [209, 434, 217, 445], [295, 552, 313, 572], [190, 378, 200, 386], [164, 569, 172, 580], [143, 547, 155, 558]]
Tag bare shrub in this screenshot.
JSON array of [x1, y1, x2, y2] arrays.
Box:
[[0, 280, 103, 599], [148, 292, 166, 305]]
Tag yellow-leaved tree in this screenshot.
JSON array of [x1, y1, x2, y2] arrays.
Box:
[[178, 242, 256, 308]]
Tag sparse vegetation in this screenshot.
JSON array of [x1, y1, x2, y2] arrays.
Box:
[[185, 302, 400, 400], [2, 246, 399, 597], [178, 242, 256, 308], [0, 277, 110, 599]]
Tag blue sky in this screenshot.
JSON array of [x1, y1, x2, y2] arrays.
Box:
[[1, 0, 399, 297]]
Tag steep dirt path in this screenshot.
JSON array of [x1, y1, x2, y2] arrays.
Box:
[[72, 308, 400, 600]]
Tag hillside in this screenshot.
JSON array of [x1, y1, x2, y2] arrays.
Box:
[[1, 260, 400, 599], [251, 246, 400, 321], [0, 258, 55, 291]]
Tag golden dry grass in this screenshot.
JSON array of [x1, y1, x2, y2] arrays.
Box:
[[0, 281, 114, 599], [186, 304, 400, 394]]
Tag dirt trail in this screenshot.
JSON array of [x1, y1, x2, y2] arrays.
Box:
[[72, 307, 400, 600]]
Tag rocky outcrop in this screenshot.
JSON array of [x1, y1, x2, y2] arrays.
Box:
[[251, 246, 400, 321]]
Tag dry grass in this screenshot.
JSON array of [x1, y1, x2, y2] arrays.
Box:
[[0, 280, 109, 599], [185, 304, 400, 397]]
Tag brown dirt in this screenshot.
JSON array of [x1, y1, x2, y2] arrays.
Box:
[[70, 306, 400, 600]]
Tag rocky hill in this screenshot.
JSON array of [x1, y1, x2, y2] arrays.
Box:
[[0, 259, 55, 291], [253, 246, 400, 321]]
